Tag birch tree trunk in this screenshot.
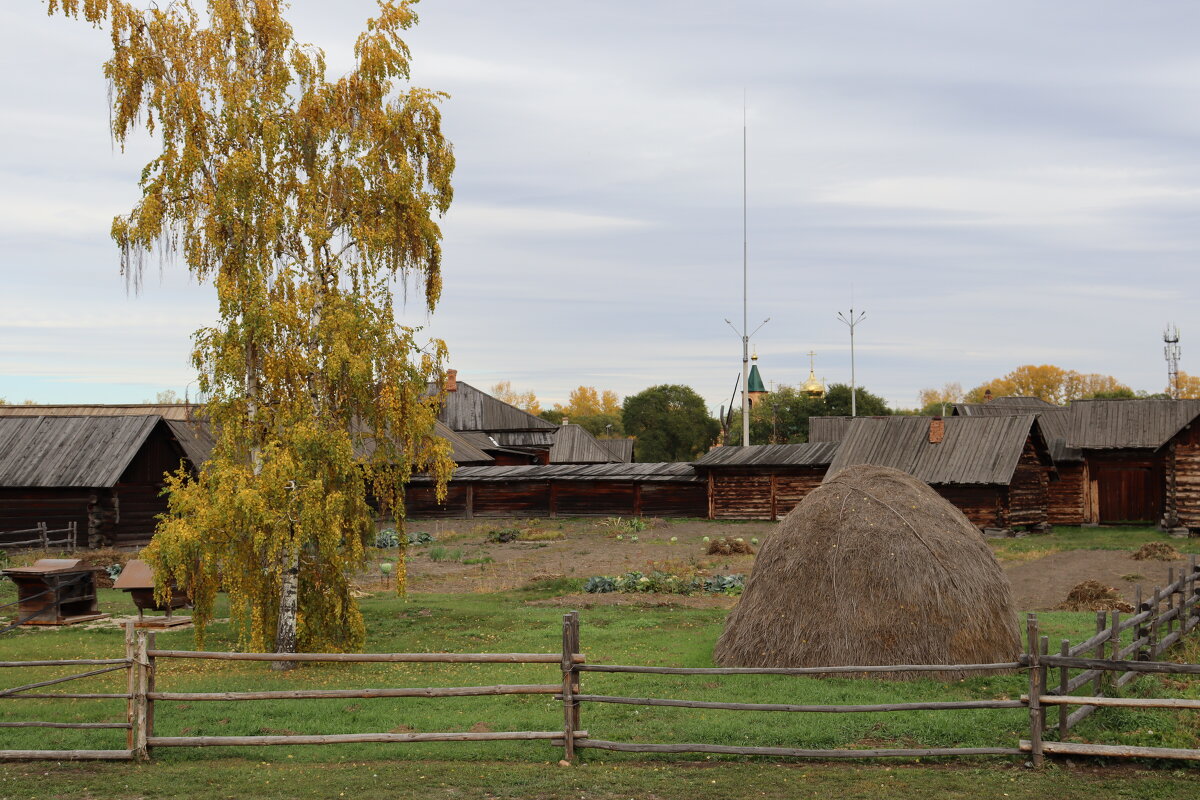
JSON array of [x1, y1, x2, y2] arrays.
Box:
[[272, 543, 300, 671]]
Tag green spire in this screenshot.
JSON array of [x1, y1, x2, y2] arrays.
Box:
[[747, 362, 766, 393]]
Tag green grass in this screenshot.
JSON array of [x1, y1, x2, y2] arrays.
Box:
[[989, 526, 1200, 560], [2, 578, 1199, 796]]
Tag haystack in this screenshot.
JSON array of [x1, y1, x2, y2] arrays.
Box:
[[714, 465, 1020, 679]]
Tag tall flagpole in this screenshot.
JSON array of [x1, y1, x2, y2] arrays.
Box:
[[726, 95, 768, 445]]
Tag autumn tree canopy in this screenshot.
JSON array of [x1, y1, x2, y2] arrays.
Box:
[[964, 365, 1132, 405], [541, 385, 624, 437], [50, 0, 456, 658], [490, 381, 541, 414]]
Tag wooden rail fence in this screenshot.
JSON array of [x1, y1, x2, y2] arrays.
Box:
[[1, 570, 1198, 764], [0, 522, 77, 551]]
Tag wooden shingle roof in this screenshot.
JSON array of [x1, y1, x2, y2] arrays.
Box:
[[430, 382, 557, 433], [409, 462, 702, 483], [1067, 399, 1200, 450], [0, 403, 197, 420], [549, 424, 618, 464], [824, 415, 1044, 486], [953, 399, 1078, 463], [598, 438, 635, 464], [0, 415, 166, 488], [693, 442, 839, 468]]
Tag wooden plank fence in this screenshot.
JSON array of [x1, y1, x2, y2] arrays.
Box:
[[0, 522, 77, 551], [1, 564, 1198, 764]]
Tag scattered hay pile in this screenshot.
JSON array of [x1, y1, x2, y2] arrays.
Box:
[[705, 537, 754, 556], [1057, 581, 1135, 613], [714, 465, 1020, 680], [1131, 542, 1181, 562]]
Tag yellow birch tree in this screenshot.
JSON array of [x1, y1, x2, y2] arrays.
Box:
[[48, 0, 455, 661]]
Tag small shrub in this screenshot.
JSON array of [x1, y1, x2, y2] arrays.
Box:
[[428, 546, 449, 562], [584, 576, 617, 594], [105, 563, 123, 582], [463, 556, 494, 565], [487, 528, 521, 544], [584, 570, 744, 596], [518, 529, 564, 542], [407, 531, 435, 546]]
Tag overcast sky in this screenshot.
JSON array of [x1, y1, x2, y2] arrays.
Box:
[[3, 1, 1199, 413]]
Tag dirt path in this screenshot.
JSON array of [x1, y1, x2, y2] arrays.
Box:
[[1003, 549, 1183, 611]]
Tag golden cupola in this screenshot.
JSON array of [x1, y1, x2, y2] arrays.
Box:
[[802, 351, 825, 399]]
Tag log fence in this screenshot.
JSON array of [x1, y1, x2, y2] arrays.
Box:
[[0, 562, 1198, 765], [0, 522, 77, 551]]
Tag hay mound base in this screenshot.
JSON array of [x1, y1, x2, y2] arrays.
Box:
[[1057, 580, 1135, 613], [714, 465, 1020, 680], [705, 537, 754, 556], [1131, 542, 1181, 562]]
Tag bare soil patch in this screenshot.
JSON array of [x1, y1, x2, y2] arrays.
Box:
[[1003, 549, 1182, 611]]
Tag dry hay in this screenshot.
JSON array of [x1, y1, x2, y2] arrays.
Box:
[[1057, 580, 1135, 613], [1131, 541, 1182, 562], [705, 537, 754, 556], [714, 464, 1020, 680]]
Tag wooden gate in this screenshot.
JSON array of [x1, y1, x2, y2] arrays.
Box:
[[1095, 466, 1158, 523]]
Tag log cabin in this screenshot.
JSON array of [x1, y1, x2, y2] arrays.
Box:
[[824, 415, 1054, 532], [430, 372, 558, 465], [691, 443, 840, 521], [0, 415, 198, 547]]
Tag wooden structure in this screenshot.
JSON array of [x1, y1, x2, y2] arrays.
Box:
[[0, 522, 77, 551], [692, 443, 839, 520], [430, 373, 558, 465], [824, 415, 1054, 532], [0, 558, 107, 626], [954, 398, 1085, 525], [1068, 399, 1200, 528], [0, 416, 199, 548], [113, 560, 191, 629], [548, 424, 620, 465], [405, 463, 706, 518]]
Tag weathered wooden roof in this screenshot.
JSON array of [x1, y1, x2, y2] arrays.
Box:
[[1067, 399, 1200, 450], [164, 419, 216, 470], [0, 404, 198, 420], [953, 400, 1079, 463], [598, 438, 635, 463], [409, 462, 703, 483], [693, 442, 840, 468], [824, 415, 1044, 486], [807, 417, 852, 442], [434, 422, 495, 465], [430, 382, 557, 433], [549, 424, 618, 464], [0, 415, 166, 488]]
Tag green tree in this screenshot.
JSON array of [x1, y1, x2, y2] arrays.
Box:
[[730, 383, 891, 444], [622, 385, 719, 462], [51, 0, 455, 661]]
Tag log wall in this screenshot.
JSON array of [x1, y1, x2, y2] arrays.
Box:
[[1163, 425, 1200, 530], [403, 480, 707, 519], [1008, 439, 1050, 529], [705, 468, 827, 521], [935, 486, 1005, 529], [1048, 462, 1087, 526]]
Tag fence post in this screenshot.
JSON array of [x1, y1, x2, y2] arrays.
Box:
[[1191, 555, 1200, 631], [1105, 611, 1120, 694], [1133, 585, 1148, 661], [1092, 611, 1105, 698], [560, 613, 577, 763], [1149, 587, 1161, 659], [1026, 614, 1043, 767], [1038, 636, 1049, 736], [1167, 568, 1176, 639], [1058, 639, 1069, 738], [134, 630, 149, 760], [39, 522, 48, 550], [124, 622, 137, 753], [145, 632, 157, 757], [569, 611, 581, 736]]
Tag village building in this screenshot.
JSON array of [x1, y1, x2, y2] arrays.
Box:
[[691, 443, 840, 521], [430, 371, 558, 465], [824, 415, 1054, 532], [404, 462, 707, 519], [0, 415, 199, 547]]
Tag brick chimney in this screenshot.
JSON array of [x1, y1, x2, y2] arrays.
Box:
[[445, 369, 458, 392], [983, 389, 993, 403], [929, 416, 944, 444]]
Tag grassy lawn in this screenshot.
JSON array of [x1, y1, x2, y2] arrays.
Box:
[[989, 526, 1200, 561], [3, 556, 1200, 797]]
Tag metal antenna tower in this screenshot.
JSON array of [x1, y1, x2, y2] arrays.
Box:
[[837, 307, 866, 416], [1164, 324, 1181, 399], [725, 95, 768, 446]]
